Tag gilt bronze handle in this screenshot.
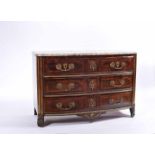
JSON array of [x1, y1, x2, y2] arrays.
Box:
[[110, 61, 126, 70], [110, 79, 125, 88], [109, 98, 123, 105], [56, 82, 75, 91], [56, 63, 75, 71], [56, 102, 76, 111]]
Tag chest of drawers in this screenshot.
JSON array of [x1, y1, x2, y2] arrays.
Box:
[[33, 52, 136, 127]]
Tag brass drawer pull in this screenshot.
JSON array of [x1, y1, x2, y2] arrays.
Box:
[[56, 83, 63, 90], [68, 83, 75, 90], [56, 63, 75, 71], [109, 98, 123, 105], [56, 82, 75, 91], [110, 79, 125, 87], [110, 61, 126, 70], [56, 102, 76, 111]]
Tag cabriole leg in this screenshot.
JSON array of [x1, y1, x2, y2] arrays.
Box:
[[130, 106, 135, 117], [37, 115, 44, 127], [34, 108, 37, 115]]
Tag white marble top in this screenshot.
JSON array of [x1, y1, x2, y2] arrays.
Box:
[[33, 50, 136, 56]]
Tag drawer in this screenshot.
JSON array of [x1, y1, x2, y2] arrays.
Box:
[[44, 96, 86, 114], [43, 77, 100, 95], [43, 92, 132, 114], [43, 57, 84, 75], [100, 56, 134, 72], [100, 75, 133, 90], [43, 55, 135, 76], [43, 78, 87, 95], [44, 96, 101, 114], [99, 92, 132, 109]]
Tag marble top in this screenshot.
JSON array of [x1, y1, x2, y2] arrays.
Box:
[[33, 50, 136, 56]]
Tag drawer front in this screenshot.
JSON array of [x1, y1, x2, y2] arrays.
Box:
[[101, 75, 133, 90], [99, 92, 132, 109], [43, 57, 84, 75], [43, 75, 132, 95], [44, 96, 101, 114], [44, 77, 100, 95], [43, 55, 135, 76], [44, 96, 86, 114], [44, 92, 132, 114], [100, 56, 134, 72], [43, 78, 87, 95]]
